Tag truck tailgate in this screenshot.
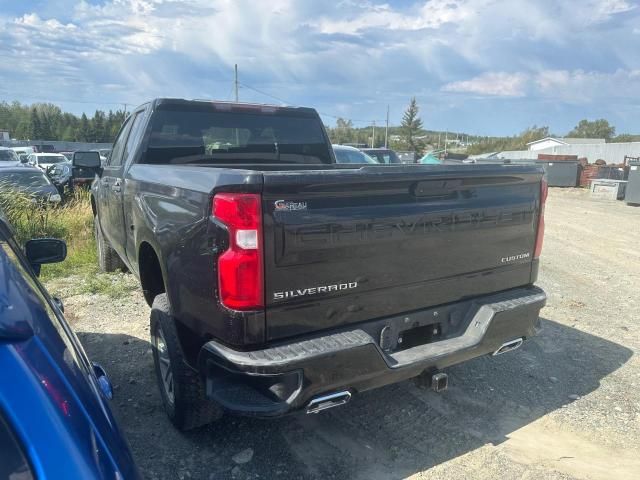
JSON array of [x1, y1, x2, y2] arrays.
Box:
[[261, 165, 543, 341]]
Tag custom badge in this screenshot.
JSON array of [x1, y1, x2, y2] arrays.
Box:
[[274, 200, 307, 211]]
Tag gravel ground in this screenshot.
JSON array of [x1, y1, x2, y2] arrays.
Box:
[[48, 188, 640, 480]]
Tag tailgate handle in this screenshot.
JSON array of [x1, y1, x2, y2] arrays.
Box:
[[413, 179, 462, 197]]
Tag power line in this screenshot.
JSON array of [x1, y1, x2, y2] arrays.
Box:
[[3, 76, 389, 126], [237, 81, 292, 106], [237, 79, 385, 125]]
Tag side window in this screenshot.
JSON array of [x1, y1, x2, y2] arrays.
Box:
[[0, 414, 34, 480], [108, 117, 134, 167], [122, 111, 146, 165]]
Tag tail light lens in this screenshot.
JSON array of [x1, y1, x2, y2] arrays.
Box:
[[213, 193, 264, 310], [534, 178, 548, 259]]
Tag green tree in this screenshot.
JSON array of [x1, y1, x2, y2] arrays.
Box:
[[520, 125, 550, 145], [613, 133, 640, 143], [91, 110, 106, 142], [78, 113, 91, 142], [568, 119, 615, 140], [401, 97, 424, 155], [14, 120, 32, 140], [61, 125, 75, 142], [335, 117, 354, 144], [29, 108, 43, 140]]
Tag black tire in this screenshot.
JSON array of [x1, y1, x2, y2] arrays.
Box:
[[94, 216, 126, 273], [150, 294, 223, 431]]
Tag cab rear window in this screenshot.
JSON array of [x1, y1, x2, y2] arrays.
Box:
[[143, 104, 332, 165]]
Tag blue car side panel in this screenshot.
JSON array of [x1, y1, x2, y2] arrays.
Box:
[[0, 346, 96, 479], [0, 233, 139, 479]]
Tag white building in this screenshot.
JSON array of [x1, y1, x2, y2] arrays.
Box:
[[491, 141, 640, 164], [526, 137, 605, 151]]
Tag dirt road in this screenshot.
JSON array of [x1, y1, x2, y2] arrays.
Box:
[[49, 188, 640, 480]]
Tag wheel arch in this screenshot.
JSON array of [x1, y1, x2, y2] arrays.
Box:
[[138, 241, 166, 307]]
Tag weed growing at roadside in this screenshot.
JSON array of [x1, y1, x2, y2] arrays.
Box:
[[0, 186, 98, 279]]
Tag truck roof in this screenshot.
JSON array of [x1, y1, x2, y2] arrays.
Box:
[[149, 98, 318, 116]]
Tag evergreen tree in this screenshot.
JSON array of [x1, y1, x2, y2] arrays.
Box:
[[401, 97, 424, 155], [29, 107, 43, 140], [78, 113, 91, 142], [92, 110, 106, 142]]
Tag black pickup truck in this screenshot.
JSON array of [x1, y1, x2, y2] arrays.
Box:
[[83, 98, 547, 430]]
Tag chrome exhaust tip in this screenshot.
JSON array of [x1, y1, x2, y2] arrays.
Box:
[[492, 337, 524, 356], [306, 391, 352, 414]]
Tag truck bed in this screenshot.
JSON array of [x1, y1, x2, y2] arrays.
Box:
[[125, 162, 544, 346]]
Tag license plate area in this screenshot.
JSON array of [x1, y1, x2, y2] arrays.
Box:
[[397, 323, 442, 351]]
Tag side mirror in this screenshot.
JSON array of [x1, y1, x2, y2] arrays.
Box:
[[20, 156, 28, 164], [72, 151, 102, 168], [25, 238, 67, 276]]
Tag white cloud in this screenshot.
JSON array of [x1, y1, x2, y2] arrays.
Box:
[[442, 68, 640, 104], [534, 68, 640, 103], [582, 0, 638, 24], [312, 0, 474, 34], [442, 72, 529, 97], [1, 0, 640, 133]]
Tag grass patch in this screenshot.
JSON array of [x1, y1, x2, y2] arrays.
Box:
[[44, 271, 139, 300], [77, 271, 137, 298], [1, 186, 137, 299]]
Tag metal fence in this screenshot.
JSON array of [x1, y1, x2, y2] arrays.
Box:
[[0, 139, 112, 152]]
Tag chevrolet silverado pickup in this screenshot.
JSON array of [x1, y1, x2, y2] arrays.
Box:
[[83, 98, 547, 430]]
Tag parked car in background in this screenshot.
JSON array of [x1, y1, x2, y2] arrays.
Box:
[[419, 152, 442, 164], [25, 153, 72, 195], [11, 146, 35, 158], [72, 151, 102, 187], [90, 149, 111, 165], [60, 151, 75, 161], [0, 214, 140, 479], [0, 167, 61, 203], [0, 147, 23, 167], [333, 144, 378, 164], [86, 98, 547, 433], [27, 153, 68, 171], [396, 151, 416, 163], [361, 148, 402, 164], [32, 144, 55, 153], [46, 162, 73, 194]]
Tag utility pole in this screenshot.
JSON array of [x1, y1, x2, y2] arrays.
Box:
[[371, 121, 376, 148], [437, 132, 441, 149], [445, 131, 448, 155], [385, 105, 389, 148], [122, 103, 129, 119], [234, 64, 239, 102]]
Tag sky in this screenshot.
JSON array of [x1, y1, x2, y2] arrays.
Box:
[[0, 0, 639, 136]]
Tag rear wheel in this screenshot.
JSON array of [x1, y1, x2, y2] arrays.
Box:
[[94, 216, 126, 272], [150, 294, 223, 430]]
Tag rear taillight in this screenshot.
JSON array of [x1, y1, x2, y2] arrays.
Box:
[[534, 178, 548, 259], [213, 193, 264, 310]]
